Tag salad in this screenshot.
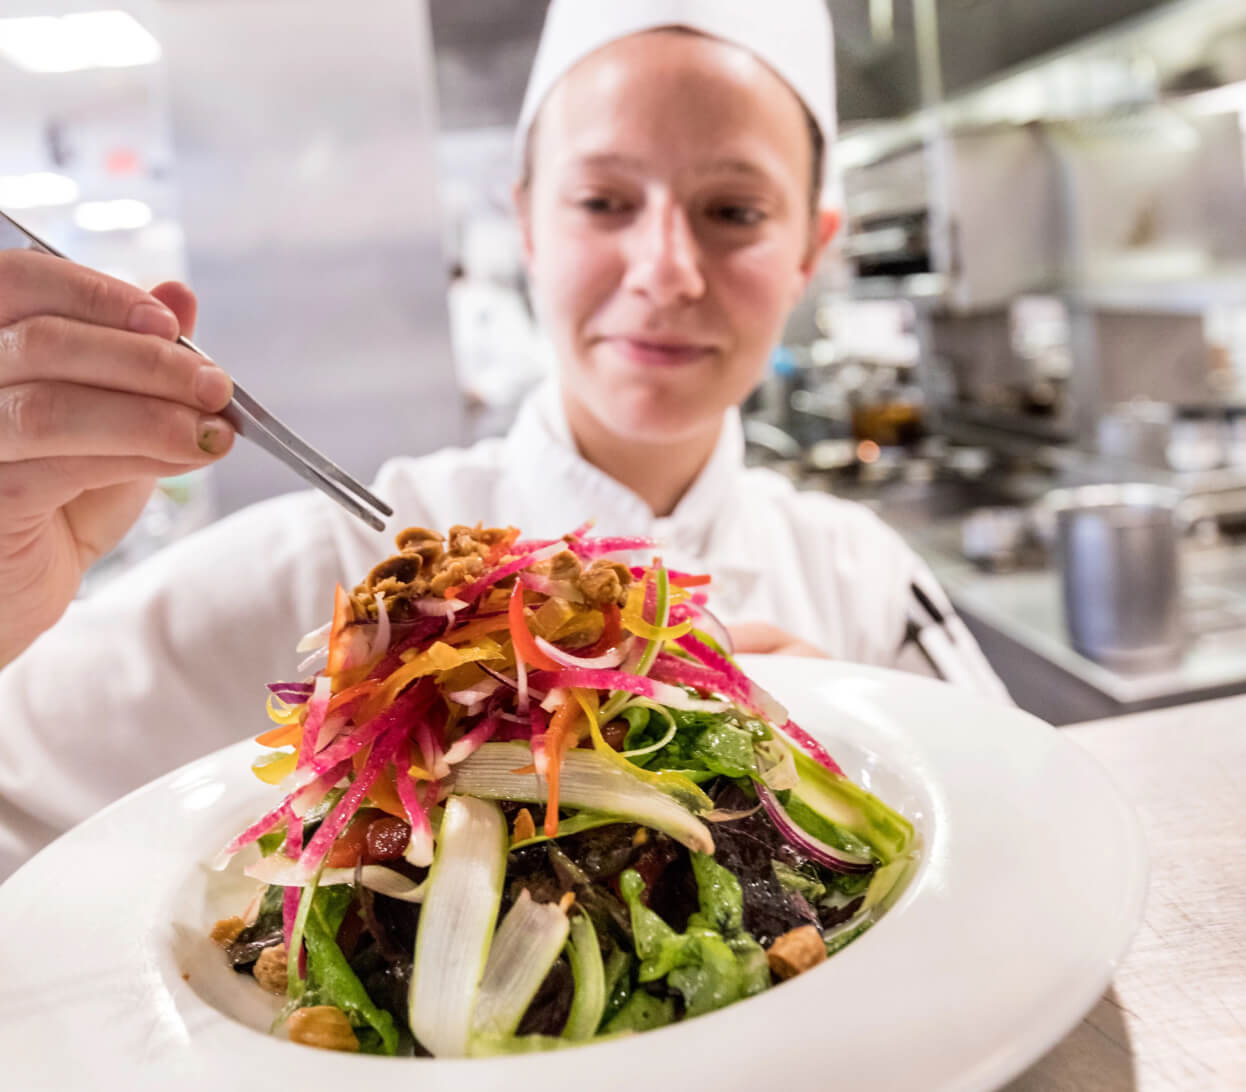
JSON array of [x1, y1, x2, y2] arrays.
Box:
[[210, 523, 916, 1057]]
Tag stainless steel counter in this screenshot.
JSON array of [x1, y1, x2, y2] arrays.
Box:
[[909, 528, 1246, 722], [793, 467, 1246, 723]]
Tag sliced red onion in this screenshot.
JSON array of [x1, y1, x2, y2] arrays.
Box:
[[296, 645, 329, 675], [519, 572, 584, 603], [514, 655, 530, 715], [267, 680, 314, 700], [247, 854, 427, 901], [448, 678, 501, 707], [413, 595, 468, 618], [534, 635, 627, 671], [369, 593, 392, 658], [479, 663, 548, 705], [755, 782, 874, 873], [295, 619, 332, 653]]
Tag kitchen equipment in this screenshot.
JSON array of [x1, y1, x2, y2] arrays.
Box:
[[0, 209, 392, 532], [961, 505, 1031, 571], [1096, 400, 1173, 468], [1044, 483, 1184, 672], [1167, 406, 1225, 473]]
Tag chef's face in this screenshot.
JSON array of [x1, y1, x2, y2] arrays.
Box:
[[516, 30, 838, 448]]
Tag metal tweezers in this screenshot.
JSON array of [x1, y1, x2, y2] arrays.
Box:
[[0, 208, 393, 532]]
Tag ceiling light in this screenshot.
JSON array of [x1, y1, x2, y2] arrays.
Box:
[[0, 171, 79, 209], [0, 11, 160, 74], [74, 198, 152, 232]]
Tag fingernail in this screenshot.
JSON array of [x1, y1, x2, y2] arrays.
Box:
[[194, 365, 233, 410], [129, 301, 178, 337], [197, 415, 233, 455]]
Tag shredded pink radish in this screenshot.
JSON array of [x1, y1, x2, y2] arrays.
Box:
[[282, 811, 304, 950], [443, 715, 498, 765], [220, 799, 290, 859], [454, 541, 564, 603], [393, 743, 434, 867], [415, 716, 450, 780], [294, 675, 333, 770], [288, 760, 352, 817], [295, 729, 403, 878], [568, 535, 657, 559], [669, 636, 845, 776]]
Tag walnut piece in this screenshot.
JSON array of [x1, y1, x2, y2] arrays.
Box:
[[512, 807, 536, 844], [252, 943, 288, 994], [209, 916, 245, 948], [581, 559, 631, 608], [766, 924, 827, 980], [288, 1005, 360, 1052]]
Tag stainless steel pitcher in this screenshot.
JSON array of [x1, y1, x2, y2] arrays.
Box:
[[1043, 484, 1184, 673]]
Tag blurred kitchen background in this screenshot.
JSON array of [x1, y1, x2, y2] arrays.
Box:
[[5, 0, 1246, 723]]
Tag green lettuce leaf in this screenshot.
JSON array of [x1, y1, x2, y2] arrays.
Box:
[[299, 886, 399, 1055]]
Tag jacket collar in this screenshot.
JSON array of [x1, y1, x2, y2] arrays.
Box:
[[501, 381, 745, 557]]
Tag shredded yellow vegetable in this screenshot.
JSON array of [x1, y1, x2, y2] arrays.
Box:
[[621, 581, 694, 642], [251, 748, 298, 785], [571, 687, 710, 812]]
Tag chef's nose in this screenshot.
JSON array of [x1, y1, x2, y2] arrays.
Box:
[[621, 196, 705, 307]]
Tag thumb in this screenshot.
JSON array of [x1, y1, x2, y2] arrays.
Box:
[[149, 280, 198, 339]]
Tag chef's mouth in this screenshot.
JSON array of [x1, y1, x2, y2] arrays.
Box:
[[602, 336, 717, 366]]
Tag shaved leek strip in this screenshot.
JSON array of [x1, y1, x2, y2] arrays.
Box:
[[471, 890, 570, 1042], [573, 688, 712, 812], [408, 796, 508, 1057], [452, 743, 714, 854], [244, 855, 427, 903], [562, 912, 606, 1041]]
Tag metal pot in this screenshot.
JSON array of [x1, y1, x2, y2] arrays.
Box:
[[1042, 483, 1184, 673]]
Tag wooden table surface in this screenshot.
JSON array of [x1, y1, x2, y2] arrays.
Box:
[[1004, 694, 1246, 1091]]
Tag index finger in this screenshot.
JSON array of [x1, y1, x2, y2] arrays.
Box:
[[0, 249, 180, 339]]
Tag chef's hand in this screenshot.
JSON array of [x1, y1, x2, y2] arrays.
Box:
[[0, 251, 235, 668], [727, 623, 830, 659]]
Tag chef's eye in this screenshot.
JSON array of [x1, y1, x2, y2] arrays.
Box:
[[577, 194, 632, 216], [708, 203, 765, 227]]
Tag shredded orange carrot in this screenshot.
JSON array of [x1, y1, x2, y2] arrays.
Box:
[[671, 573, 712, 587], [365, 764, 407, 819], [442, 614, 512, 646], [255, 720, 302, 748], [543, 698, 581, 837]]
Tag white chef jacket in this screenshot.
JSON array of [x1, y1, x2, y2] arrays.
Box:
[[0, 382, 1006, 880]]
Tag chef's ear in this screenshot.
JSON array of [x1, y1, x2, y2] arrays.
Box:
[[794, 206, 840, 301], [512, 179, 535, 267]]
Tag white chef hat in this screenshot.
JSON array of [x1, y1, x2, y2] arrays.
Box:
[[517, 0, 837, 182]]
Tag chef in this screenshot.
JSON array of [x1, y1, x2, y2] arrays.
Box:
[[0, 0, 1007, 879]]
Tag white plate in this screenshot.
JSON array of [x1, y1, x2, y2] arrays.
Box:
[[0, 659, 1147, 1092]]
